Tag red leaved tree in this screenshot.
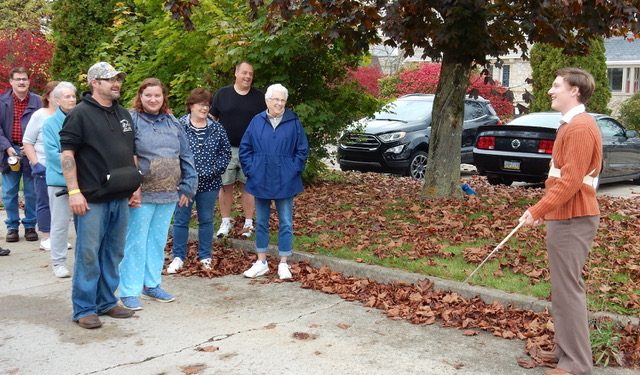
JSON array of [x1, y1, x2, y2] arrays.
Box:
[[349, 66, 382, 96], [467, 74, 514, 118], [396, 63, 441, 95], [0, 30, 53, 94]]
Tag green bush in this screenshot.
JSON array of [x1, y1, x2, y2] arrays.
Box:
[[618, 93, 640, 131]]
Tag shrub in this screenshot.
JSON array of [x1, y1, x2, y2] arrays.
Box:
[[619, 92, 640, 131], [349, 66, 382, 96], [396, 63, 441, 95]]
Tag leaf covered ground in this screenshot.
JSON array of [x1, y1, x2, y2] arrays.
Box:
[[165, 172, 640, 369]]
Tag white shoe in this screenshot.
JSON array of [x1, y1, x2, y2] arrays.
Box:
[[67, 242, 72, 249], [53, 264, 71, 278], [167, 257, 184, 274], [241, 224, 254, 238], [243, 260, 269, 278], [39, 238, 51, 251], [216, 220, 232, 238], [200, 258, 212, 270], [278, 263, 292, 280]]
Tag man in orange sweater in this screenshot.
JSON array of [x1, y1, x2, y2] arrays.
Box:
[[520, 68, 602, 375]]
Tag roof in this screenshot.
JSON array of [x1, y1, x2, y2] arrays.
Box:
[[603, 37, 640, 64]]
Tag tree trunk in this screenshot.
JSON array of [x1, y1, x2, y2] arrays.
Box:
[[422, 54, 472, 199]]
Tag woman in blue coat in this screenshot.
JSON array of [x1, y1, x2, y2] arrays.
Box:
[[239, 83, 308, 280]]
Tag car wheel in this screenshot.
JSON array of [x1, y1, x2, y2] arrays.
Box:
[[407, 151, 428, 180], [487, 175, 513, 186]]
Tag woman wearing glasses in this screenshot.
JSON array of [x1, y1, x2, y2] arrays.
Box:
[[239, 83, 308, 280]]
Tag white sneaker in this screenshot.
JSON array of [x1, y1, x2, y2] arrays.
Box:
[[200, 258, 212, 270], [39, 238, 51, 251], [278, 263, 292, 280], [53, 264, 71, 278], [216, 220, 233, 238], [67, 242, 72, 249], [167, 257, 184, 274], [243, 260, 269, 278], [241, 224, 254, 238]]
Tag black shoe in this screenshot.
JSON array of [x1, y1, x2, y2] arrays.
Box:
[[24, 228, 38, 241], [0, 247, 10, 256], [6, 229, 19, 242]]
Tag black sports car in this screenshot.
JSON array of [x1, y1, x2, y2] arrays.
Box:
[[473, 112, 640, 186]]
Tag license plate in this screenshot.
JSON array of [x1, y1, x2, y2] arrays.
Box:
[[503, 160, 520, 170]]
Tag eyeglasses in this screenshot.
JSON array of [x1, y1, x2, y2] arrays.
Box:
[[11, 78, 29, 82], [97, 77, 124, 83], [268, 98, 286, 103]]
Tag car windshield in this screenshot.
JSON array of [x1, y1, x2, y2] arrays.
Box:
[[372, 99, 433, 122], [508, 113, 562, 127]]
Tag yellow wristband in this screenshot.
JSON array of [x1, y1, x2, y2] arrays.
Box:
[[68, 189, 81, 196]]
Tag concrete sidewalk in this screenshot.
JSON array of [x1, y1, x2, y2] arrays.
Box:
[[0, 222, 637, 374]]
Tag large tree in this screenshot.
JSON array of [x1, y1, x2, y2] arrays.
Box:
[[0, 0, 51, 31], [218, 0, 639, 199]]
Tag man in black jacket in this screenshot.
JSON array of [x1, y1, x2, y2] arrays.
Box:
[[59, 62, 141, 329]]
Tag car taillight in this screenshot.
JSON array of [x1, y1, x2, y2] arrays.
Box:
[[476, 136, 496, 150], [538, 139, 554, 154]]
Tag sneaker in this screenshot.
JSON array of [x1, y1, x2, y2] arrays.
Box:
[[67, 242, 72, 249], [166, 257, 184, 274], [39, 238, 51, 251], [52, 264, 71, 278], [120, 296, 143, 311], [241, 224, 254, 238], [216, 220, 232, 238], [278, 263, 292, 280], [200, 258, 212, 270], [243, 260, 269, 278], [24, 228, 38, 241], [142, 286, 175, 302]]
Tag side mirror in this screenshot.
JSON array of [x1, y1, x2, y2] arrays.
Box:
[[626, 130, 638, 138]]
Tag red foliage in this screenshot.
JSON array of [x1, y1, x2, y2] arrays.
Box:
[[396, 63, 441, 95], [0, 30, 53, 94], [467, 74, 514, 118], [349, 66, 382, 96]]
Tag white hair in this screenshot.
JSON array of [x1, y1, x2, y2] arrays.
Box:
[[51, 81, 77, 100], [265, 83, 288, 101]]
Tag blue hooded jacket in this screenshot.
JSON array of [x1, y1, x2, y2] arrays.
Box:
[[239, 109, 308, 199]]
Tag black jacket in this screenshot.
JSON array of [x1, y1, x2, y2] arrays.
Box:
[[59, 92, 138, 202]]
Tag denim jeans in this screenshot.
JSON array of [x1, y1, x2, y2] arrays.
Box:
[[34, 172, 51, 233], [173, 189, 218, 261], [118, 203, 175, 297], [71, 199, 129, 321], [2, 161, 36, 230], [255, 197, 293, 256]]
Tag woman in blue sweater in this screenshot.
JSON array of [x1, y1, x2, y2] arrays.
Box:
[[119, 78, 197, 310], [239, 83, 308, 280], [168, 88, 231, 273], [42, 82, 77, 278]]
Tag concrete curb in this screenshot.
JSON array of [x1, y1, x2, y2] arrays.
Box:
[[178, 227, 639, 327]]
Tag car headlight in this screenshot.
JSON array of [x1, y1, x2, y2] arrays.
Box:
[[378, 131, 406, 143], [385, 145, 405, 154]]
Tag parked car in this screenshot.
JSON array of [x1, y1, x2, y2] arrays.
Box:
[[337, 94, 501, 179], [473, 112, 640, 186]]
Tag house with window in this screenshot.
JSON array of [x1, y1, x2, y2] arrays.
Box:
[[605, 37, 640, 113]]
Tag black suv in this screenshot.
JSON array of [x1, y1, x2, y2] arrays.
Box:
[[337, 94, 501, 179]]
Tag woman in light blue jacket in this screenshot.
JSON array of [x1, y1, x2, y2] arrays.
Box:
[[119, 78, 197, 310], [239, 83, 308, 280], [42, 82, 77, 278]]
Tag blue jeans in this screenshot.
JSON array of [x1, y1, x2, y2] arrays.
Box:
[[173, 189, 218, 260], [71, 199, 129, 321], [2, 160, 36, 230], [34, 172, 51, 233], [119, 203, 175, 297], [255, 197, 293, 257]]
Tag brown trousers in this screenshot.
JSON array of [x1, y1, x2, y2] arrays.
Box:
[[546, 215, 599, 375]]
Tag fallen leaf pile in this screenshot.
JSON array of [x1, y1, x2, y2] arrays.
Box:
[[164, 171, 640, 369]]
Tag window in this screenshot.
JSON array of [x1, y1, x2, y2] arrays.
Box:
[[608, 68, 623, 92], [501, 65, 510, 87], [464, 101, 485, 121], [634, 68, 640, 93], [598, 118, 624, 138], [626, 68, 632, 92]]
